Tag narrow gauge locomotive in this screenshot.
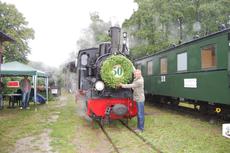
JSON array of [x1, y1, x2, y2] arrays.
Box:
[[135, 28, 230, 117], [75, 27, 137, 122]]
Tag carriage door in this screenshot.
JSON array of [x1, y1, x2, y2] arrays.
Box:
[[147, 60, 153, 93]]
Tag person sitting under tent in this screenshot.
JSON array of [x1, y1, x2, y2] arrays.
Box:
[[30, 88, 47, 104]]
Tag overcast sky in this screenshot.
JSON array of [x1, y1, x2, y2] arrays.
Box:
[[2, 0, 137, 67]]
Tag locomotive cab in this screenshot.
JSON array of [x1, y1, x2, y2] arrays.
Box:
[[77, 48, 98, 91]]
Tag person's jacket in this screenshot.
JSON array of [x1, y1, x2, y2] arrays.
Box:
[[122, 77, 145, 102]]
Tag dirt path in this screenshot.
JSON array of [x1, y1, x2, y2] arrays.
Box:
[[13, 129, 53, 153], [12, 97, 67, 153]]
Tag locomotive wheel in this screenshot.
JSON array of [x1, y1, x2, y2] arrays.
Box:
[[199, 103, 209, 114], [170, 100, 179, 108]]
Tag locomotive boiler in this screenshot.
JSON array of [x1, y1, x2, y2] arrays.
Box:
[[75, 27, 137, 122]]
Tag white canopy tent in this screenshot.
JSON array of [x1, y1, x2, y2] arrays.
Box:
[[0, 61, 49, 103]]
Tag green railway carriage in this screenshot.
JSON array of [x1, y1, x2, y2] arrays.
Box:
[[134, 28, 230, 115]]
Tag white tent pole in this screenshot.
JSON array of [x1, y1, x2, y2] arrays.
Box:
[[34, 75, 37, 103], [45, 77, 48, 103], [32, 75, 35, 100]]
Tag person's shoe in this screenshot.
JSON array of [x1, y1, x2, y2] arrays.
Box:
[[26, 107, 30, 110], [134, 128, 143, 133], [20, 107, 23, 110]]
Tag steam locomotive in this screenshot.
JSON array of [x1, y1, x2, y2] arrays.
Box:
[[75, 27, 137, 122]]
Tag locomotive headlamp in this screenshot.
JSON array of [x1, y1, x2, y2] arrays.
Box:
[[95, 81, 105, 91]]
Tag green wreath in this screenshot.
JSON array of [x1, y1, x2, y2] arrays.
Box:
[[100, 55, 134, 88]]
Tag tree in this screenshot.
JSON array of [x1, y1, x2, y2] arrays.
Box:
[[123, 0, 174, 58], [0, 1, 34, 63], [123, 0, 230, 59], [76, 12, 111, 49]]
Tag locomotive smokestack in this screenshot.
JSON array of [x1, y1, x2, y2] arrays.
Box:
[[109, 27, 121, 53]]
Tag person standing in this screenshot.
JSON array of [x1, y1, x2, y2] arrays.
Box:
[[119, 69, 145, 132], [20, 76, 31, 109]]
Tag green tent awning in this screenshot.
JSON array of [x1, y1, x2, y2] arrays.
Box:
[[0, 61, 47, 77], [0, 61, 49, 103]]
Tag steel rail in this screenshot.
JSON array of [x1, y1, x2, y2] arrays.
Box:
[[97, 121, 120, 153], [119, 120, 163, 153]]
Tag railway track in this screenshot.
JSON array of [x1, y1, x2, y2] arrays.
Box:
[[119, 120, 163, 153], [97, 121, 120, 153], [152, 103, 229, 123], [97, 120, 163, 153]]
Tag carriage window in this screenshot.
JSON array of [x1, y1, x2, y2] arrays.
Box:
[[177, 52, 187, 71], [147, 61, 153, 75], [201, 45, 216, 69], [160, 57, 167, 74]]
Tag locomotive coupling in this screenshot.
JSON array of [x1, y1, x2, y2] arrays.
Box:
[[112, 104, 128, 116], [105, 104, 128, 116]]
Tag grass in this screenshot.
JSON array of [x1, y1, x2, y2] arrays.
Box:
[[103, 104, 230, 153], [1, 93, 230, 153], [142, 103, 230, 153], [49, 94, 79, 153], [0, 92, 79, 153], [0, 100, 55, 152]]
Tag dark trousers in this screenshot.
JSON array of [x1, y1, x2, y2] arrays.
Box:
[[22, 91, 30, 108]]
